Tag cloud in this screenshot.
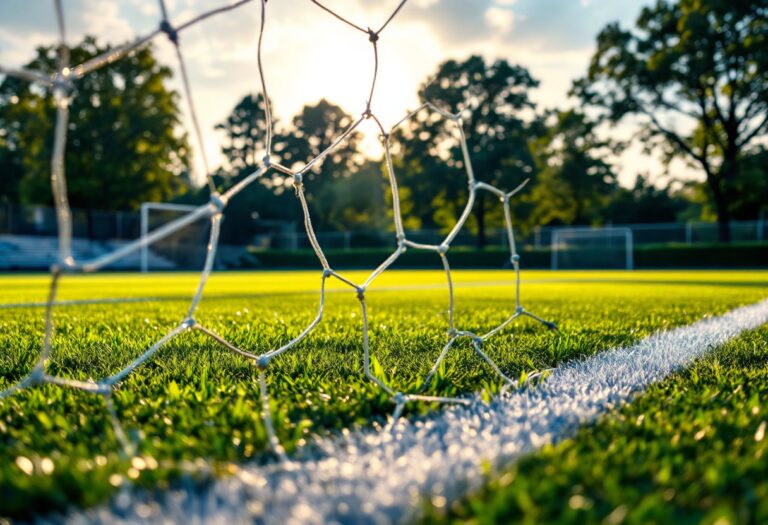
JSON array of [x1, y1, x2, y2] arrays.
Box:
[[485, 6, 515, 35], [399, 0, 648, 52], [400, 0, 494, 44], [81, 0, 135, 43]]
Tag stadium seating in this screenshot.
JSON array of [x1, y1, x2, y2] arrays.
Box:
[[0, 235, 176, 271]]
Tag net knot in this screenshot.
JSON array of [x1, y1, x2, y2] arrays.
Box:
[[356, 286, 365, 301], [95, 383, 112, 396], [367, 28, 379, 43], [322, 268, 334, 278], [362, 107, 373, 119], [53, 255, 79, 274], [262, 154, 271, 167], [393, 392, 406, 404], [256, 355, 271, 370], [52, 71, 75, 98], [511, 254, 520, 263], [438, 243, 449, 255], [160, 20, 179, 44], [28, 366, 45, 385], [516, 306, 525, 314], [181, 317, 196, 329], [209, 193, 226, 213]]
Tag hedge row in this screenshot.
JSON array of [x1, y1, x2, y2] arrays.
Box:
[[245, 243, 768, 270]]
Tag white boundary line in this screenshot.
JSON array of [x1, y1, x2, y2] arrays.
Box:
[[55, 299, 768, 524]]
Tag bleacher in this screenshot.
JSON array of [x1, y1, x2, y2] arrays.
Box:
[[0, 235, 176, 271]]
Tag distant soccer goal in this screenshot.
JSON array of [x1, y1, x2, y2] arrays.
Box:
[[140, 202, 209, 272], [551, 227, 634, 270]]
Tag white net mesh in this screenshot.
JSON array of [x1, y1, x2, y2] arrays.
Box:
[[0, 0, 556, 459]]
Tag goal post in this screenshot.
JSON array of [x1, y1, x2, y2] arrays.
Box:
[[140, 202, 202, 273], [551, 227, 634, 271]]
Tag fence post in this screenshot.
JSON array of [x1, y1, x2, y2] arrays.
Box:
[[344, 231, 352, 252], [758, 213, 765, 243], [534, 226, 541, 249], [140, 204, 149, 273], [685, 221, 693, 245], [550, 231, 558, 271]]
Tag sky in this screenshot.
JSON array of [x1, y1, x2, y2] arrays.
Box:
[[0, 0, 694, 187]]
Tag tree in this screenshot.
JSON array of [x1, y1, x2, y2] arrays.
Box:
[[603, 173, 688, 224], [215, 93, 271, 172], [0, 37, 188, 219], [529, 110, 618, 226], [0, 133, 23, 204], [276, 99, 364, 228], [392, 56, 541, 246], [573, 0, 768, 241], [731, 147, 768, 220]]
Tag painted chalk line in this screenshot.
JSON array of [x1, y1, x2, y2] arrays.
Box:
[[50, 298, 768, 525]]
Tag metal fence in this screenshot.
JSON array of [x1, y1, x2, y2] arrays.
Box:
[[266, 221, 766, 251], [531, 220, 766, 249]]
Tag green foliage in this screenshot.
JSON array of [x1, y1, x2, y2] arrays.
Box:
[[212, 97, 384, 234], [275, 98, 372, 230], [528, 110, 618, 226], [0, 37, 189, 211], [574, 0, 768, 239], [0, 270, 766, 519], [423, 326, 768, 525], [603, 174, 689, 224], [389, 56, 541, 244], [731, 147, 768, 220], [214, 93, 271, 173]]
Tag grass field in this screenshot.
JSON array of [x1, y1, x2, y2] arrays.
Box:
[[0, 269, 767, 520], [423, 325, 768, 525]]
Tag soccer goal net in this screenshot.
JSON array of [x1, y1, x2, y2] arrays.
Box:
[[551, 227, 634, 270], [0, 0, 558, 462]]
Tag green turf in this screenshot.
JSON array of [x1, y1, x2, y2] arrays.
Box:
[[422, 326, 768, 525], [0, 270, 766, 519]]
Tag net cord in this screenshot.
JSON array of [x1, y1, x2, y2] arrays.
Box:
[[0, 0, 557, 457]]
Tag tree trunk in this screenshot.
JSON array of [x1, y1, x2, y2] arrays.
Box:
[[475, 192, 486, 249], [711, 153, 739, 244], [716, 203, 732, 243], [710, 180, 732, 243]]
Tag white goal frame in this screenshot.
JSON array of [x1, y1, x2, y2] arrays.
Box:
[[140, 202, 200, 273], [551, 226, 634, 271]]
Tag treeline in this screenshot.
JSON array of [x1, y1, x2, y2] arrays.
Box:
[[188, 63, 701, 247], [0, 0, 766, 244]]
